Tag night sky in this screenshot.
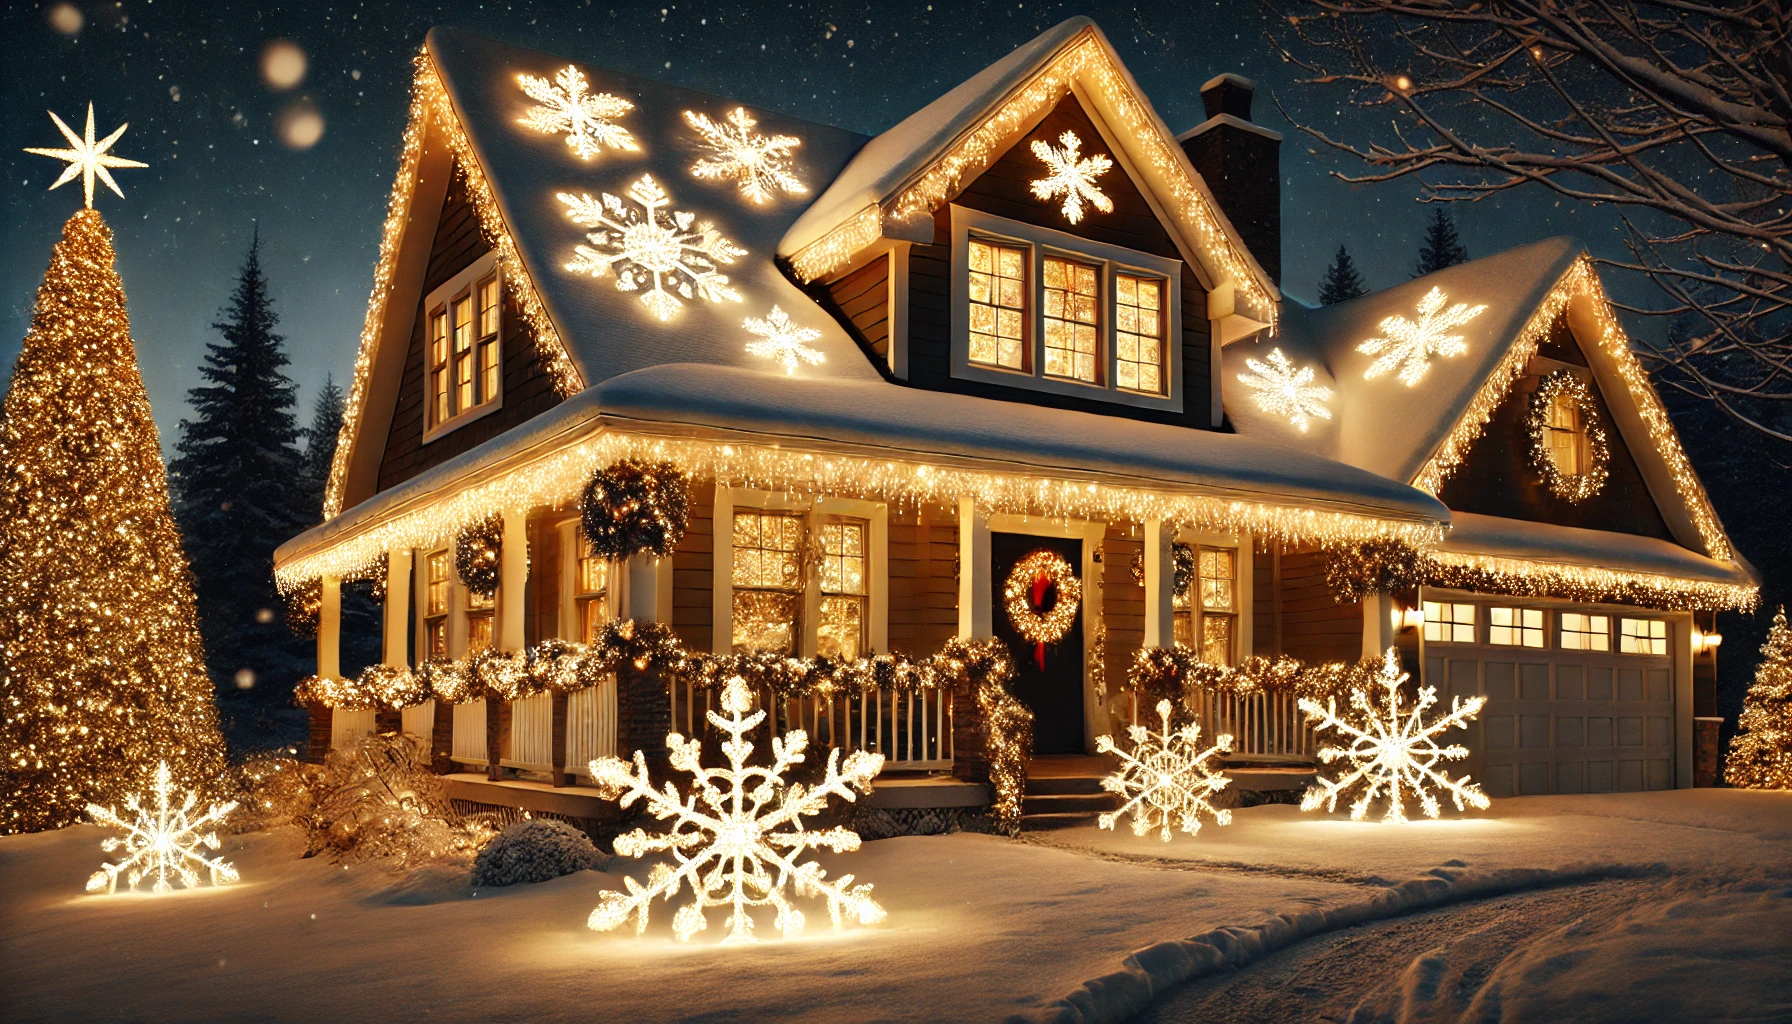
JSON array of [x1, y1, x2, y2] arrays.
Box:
[[2, 0, 1629, 443]]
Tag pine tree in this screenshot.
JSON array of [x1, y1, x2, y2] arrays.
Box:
[[1412, 208, 1469, 277], [299, 373, 345, 520], [1724, 607, 1792, 789], [1318, 245, 1368, 305], [171, 228, 312, 715], [0, 210, 227, 834]]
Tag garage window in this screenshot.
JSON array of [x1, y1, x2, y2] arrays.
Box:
[[1422, 601, 1476, 643], [1619, 617, 1667, 655], [1561, 612, 1610, 651], [1489, 607, 1544, 647]]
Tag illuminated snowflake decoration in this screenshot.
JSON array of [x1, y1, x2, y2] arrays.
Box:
[[1357, 286, 1487, 386], [742, 305, 826, 374], [1096, 699, 1233, 842], [1029, 130, 1114, 224], [588, 677, 886, 944], [1236, 348, 1334, 432], [558, 174, 746, 321], [23, 104, 147, 209], [685, 107, 807, 204], [84, 762, 240, 894], [517, 65, 639, 160], [1298, 649, 1491, 824]]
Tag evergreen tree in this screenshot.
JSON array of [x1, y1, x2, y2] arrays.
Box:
[[0, 210, 227, 833], [300, 373, 345, 520], [1724, 607, 1792, 789], [1412, 208, 1469, 277], [1318, 245, 1368, 305], [171, 228, 312, 716]]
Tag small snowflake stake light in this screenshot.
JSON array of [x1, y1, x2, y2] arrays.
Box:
[[588, 677, 886, 944], [1298, 649, 1490, 824], [558, 174, 746, 322], [1096, 699, 1233, 842], [743, 305, 825, 374], [685, 107, 807, 204], [1029, 130, 1114, 224], [517, 65, 639, 160], [85, 762, 240, 894], [1237, 348, 1334, 432], [23, 104, 148, 209], [1357, 286, 1487, 386]]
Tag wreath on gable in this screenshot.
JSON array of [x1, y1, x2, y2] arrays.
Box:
[[581, 459, 691, 560], [1526, 369, 1610, 504], [1004, 549, 1083, 670], [1129, 541, 1197, 595], [455, 514, 506, 597]]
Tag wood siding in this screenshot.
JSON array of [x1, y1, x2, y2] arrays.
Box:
[[1278, 547, 1362, 664], [376, 160, 564, 494], [671, 485, 715, 652], [1252, 539, 1278, 657], [889, 503, 959, 655], [1102, 524, 1145, 688], [819, 254, 891, 365]]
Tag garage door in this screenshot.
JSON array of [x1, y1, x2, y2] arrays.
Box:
[[1420, 598, 1676, 797]]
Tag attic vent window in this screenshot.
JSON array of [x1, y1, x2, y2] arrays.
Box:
[[1526, 369, 1610, 504], [423, 251, 504, 441]]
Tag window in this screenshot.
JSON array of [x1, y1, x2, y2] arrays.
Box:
[[575, 538, 609, 644], [424, 255, 502, 436], [424, 550, 450, 660], [1561, 612, 1610, 651], [1423, 602, 1476, 643], [1114, 273, 1164, 394], [1546, 390, 1585, 477], [1619, 617, 1668, 655], [968, 239, 1028, 371], [817, 518, 867, 659], [1196, 547, 1236, 667], [1489, 607, 1544, 647], [731, 511, 805, 654], [465, 586, 494, 653], [1042, 256, 1099, 383]]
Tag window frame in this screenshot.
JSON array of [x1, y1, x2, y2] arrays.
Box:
[[1422, 601, 1478, 644], [421, 548, 452, 661], [1560, 611, 1611, 651], [1487, 606, 1546, 648], [1618, 616, 1669, 656], [949, 205, 1183, 412], [1171, 530, 1252, 668], [555, 519, 620, 643], [1544, 388, 1587, 479], [421, 251, 504, 443]]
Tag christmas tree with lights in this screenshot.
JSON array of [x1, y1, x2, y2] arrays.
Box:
[[1724, 607, 1792, 790], [0, 118, 227, 833]]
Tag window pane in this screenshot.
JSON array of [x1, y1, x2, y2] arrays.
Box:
[[817, 595, 864, 660], [478, 276, 500, 337], [1116, 273, 1165, 394], [1561, 612, 1610, 651], [426, 552, 450, 615], [479, 340, 499, 406], [968, 239, 1028, 371], [819, 519, 866, 597], [1199, 548, 1235, 612], [427, 619, 448, 659], [579, 597, 607, 643], [1620, 618, 1667, 655], [733, 590, 800, 654], [1490, 607, 1544, 647], [1423, 601, 1476, 644], [1042, 256, 1099, 384], [1200, 614, 1234, 667], [467, 613, 493, 653]]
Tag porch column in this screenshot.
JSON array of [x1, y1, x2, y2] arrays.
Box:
[[499, 508, 528, 652], [619, 552, 674, 776], [957, 497, 991, 639], [1142, 519, 1174, 649], [317, 575, 341, 679], [1362, 593, 1396, 660], [383, 548, 413, 667]]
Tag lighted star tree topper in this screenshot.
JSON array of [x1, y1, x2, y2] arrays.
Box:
[[1029, 130, 1114, 224], [85, 762, 240, 894], [1298, 649, 1490, 824], [588, 677, 886, 944], [1357, 286, 1487, 386], [1236, 348, 1334, 432], [742, 305, 825, 374], [685, 107, 807, 204], [23, 104, 147, 208], [558, 174, 746, 321], [1096, 699, 1234, 841], [517, 65, 638, 160]]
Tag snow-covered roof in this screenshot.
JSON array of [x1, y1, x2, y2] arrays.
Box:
[[1440, 512, 1755, 590]]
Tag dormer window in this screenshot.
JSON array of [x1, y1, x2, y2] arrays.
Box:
[[951, 206, 1182, 412], [424, 251, 502, 440], [1545, 389, 1585, 476]]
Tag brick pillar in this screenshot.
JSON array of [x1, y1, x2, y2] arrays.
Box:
[[551, 692, 571, 787], [485, 696, 507, 781], [431, 700, 455, 774], [617, 662, 671, 776], [306, 705, 332, 764], [951, 683, 989, 784], [1694, 716, 1723, 787], [374, 709, 402, 734]]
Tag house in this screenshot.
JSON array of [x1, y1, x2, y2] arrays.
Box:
[[273, 17, 1757, 822]]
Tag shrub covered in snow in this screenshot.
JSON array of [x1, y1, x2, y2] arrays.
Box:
[[306, 732, 498, 870], [472, 818, 606, 887]]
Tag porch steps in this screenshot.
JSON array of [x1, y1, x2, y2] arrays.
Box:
[[1021, 774, 1115, 831]]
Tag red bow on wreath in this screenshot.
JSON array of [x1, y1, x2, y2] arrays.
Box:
[[1030, 571, 1052, 669]]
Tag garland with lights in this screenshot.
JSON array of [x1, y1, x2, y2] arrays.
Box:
[[454, 514, 505, 596], [1128, 542, 1196, 594], [1125, 645, 1382, 718], [1526, 370, 1609, 503], [580, 459, 691, 560], [1004, 549, 1082, 669]]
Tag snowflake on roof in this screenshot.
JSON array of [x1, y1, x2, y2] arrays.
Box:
[[685, 107, 807, 204], [517, 65, 639, 160], [1299, 649, 1491, 824], [1237, 348, 1334, 432], [588, 677, 886, 944], [558, 174, 746, 322], [1029, 130, 1114, 224], [1357, 286, 1487, 387], [85, 761, 240, 894], [1096, 699, 1233, 842], [743, 305, 826, 374]]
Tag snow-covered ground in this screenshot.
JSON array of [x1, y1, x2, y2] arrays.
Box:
[[3, 791, 1788, 1023]]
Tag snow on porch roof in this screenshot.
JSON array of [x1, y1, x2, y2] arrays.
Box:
[[1439, 512, 1758, 591]]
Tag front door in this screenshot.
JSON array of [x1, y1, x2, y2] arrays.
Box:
[[991, 532, 1085, 754]]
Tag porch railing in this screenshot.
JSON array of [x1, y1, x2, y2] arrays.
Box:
[[1134, 687, 1318, 762], [671, 680, 952, 772], [453, 676, 618, 777]]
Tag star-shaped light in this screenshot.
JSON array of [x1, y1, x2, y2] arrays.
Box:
[[1237, 348, 1334, 432], [24, 104, 148, 208], [742, 305, 825, 374], [1357, 286, 1488, 387], [685, 107, 807, 204], [1029, 130, 1114, 224]]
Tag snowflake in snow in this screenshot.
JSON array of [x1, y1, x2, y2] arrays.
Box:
[[685, 107, 807, 204], [588, 677, 886, 944], [1237, 348, 1334, 432], [1029, 130, 1114, 224], [1299, 649, 1491, 824], [1097, 700, 1233, 842], [1357, 286, 1487, 387], [558, 174, 746, 322], [517, 65, 639, 160], [742, 305, 825, 374], [85, 761, 240, 894]]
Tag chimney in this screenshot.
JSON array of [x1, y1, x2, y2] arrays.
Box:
[[1178, 73, 1282, 285]]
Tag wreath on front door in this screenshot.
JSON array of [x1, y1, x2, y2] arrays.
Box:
[[1004, 549, 1082, 670]]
